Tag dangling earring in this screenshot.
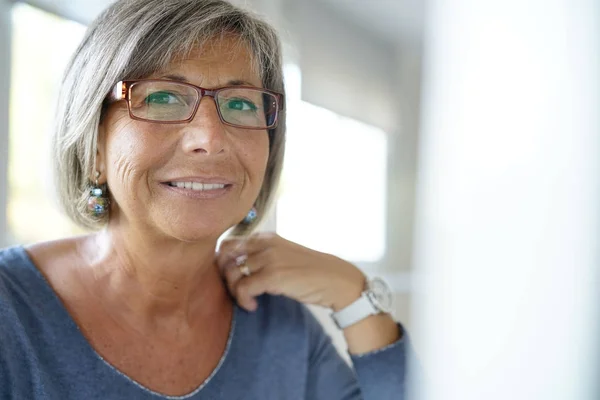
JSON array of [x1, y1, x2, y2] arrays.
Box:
[[242, 206, 258, 224], [87, 171, 110, 217]]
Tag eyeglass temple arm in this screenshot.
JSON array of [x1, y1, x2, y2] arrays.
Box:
[[278, 95, 285, 111], [111, 81, 127, 101]]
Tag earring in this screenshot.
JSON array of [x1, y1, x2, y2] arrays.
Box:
[[242, 206, 258, 224], [87, 171, 110, 217]]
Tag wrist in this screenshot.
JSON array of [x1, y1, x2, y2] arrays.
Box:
[[331, 269, 366, 312], [330, 274, 394, 330]]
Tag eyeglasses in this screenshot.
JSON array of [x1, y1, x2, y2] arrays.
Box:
[[111, 79, 284, 129]]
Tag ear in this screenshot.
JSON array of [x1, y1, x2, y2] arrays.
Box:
[[95, 123, 107, 184]]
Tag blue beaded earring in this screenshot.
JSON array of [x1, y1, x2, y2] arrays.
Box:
[[242, 206, 258, 224], [87, 171, 110, 217]]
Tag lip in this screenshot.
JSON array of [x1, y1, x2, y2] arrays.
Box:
[[161, 176, 236, 185], [160, 182, 233, 199]]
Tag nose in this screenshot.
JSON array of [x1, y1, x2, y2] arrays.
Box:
[[180, 96, 227, 155]]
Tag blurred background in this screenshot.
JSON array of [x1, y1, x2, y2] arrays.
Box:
[[0, 0, 598, 399]]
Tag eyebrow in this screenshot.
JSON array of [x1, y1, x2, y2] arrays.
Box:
[[159, 74, 257, 87]]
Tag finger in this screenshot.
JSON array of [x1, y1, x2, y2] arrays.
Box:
[[220, 246, 283, 299], [218, 232, 279, 266], [233, 267, 286, 311], [217, 239, 254, 269], [220, 233, 272, 252], [216, 240, 244, 268], [223, 255, 259, 282], [222, 261, 243, 296], [217, 248, 252, 274], [222, 255, 266, 301]]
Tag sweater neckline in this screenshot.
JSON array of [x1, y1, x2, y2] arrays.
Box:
[[14, 245, 241, 399]]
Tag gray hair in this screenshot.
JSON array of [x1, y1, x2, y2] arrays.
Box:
[[52, 0, 286, 237]]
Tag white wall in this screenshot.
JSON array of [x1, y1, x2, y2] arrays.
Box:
[[412, 0, 600, 398], [282, 0, 398, 133]]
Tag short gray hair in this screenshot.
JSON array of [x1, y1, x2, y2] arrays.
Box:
[[52, 0, 286, 237]]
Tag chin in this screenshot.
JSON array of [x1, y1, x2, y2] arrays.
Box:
[[160, 214, 237, 243]]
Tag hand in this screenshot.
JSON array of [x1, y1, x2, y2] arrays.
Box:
[[216, 232, 366, 312]]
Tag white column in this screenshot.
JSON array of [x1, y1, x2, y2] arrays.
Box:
[[385, 39, 422, 276], [0, 0, 11, 248], [412, 0, 600, 399]]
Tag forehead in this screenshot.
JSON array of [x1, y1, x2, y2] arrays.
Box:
[[155, 36, 262, 88]]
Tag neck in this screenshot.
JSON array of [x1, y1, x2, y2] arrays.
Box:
[[78, 222, 232, 336]]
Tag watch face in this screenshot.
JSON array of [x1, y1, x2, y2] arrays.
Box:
[[367, 277, 393, 313]]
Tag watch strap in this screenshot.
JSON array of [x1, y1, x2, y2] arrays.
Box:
[[331, 293, 379, 329]]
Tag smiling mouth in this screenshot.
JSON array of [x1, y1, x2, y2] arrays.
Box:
[[165, 181, 232, 191]]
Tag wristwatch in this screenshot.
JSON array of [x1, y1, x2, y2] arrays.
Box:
[[330, 276, 394, 329]]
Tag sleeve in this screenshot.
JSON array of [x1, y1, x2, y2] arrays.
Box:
[[303, 305, 411, 400], [349, 323, 410, 400], [0, 346, 9, 400], [0, 279, 40, 400], [0, 295, 18, 399]]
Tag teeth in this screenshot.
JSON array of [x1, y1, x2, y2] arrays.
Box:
[[170, 182, 227, 191]]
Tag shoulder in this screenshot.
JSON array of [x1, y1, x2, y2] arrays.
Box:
[[244, 294, 336, 371], [0, 245, 36, 299], [0, 239, 84, 347], [0, 239, 81, 328], [0, 238, 75, 302], [0, 245, 45, 317], [255, 293, 322, 329], [252, 294, 331, 348], [24, 236, 83, 273], [0, 246, 39, 354], [0, 245, 31, 270], [0, 246, 54, 395]]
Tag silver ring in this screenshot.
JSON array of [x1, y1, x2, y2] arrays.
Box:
[[235, 254, 251, 276], [239, 264, 251, 277]]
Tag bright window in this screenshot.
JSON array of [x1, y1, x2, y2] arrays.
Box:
[[277, 81, 388, 262], [8, 4, 87, 244]]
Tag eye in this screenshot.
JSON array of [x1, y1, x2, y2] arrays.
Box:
[[144, 91, 183, 105], [225, 98, 258, 111]]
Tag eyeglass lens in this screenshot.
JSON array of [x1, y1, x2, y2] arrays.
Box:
[[128, 81, 278, 128]]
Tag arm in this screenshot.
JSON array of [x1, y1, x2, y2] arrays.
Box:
[[216, 234, 413, 398], [347, 319, 409, 400], [303, 304, 410, 400], [304, 310, 362, 400], [327, 264, 411, 399]]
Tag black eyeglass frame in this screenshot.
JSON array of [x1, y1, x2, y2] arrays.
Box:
[[110, 79, 285, 130]]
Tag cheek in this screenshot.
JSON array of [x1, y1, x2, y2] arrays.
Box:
[[105, 121, 166, 195], [244, 132, 270, 181], [111, 151, 140, 194]]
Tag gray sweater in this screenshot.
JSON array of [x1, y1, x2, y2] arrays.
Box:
[[0, 246, 408, 399]]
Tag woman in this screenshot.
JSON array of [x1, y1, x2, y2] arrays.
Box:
[[0, 0, 411, 398]]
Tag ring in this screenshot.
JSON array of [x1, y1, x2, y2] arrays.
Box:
[[239, 264, 251, 277], [235, 254, 251, 277]]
